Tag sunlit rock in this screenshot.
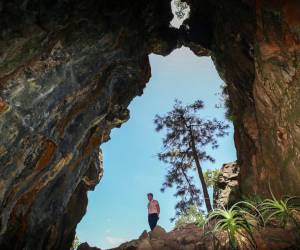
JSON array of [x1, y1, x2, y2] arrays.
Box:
[[213, 161, 240, 208]]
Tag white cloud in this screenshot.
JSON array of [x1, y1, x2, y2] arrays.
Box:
[[105, 236, 126, 247]]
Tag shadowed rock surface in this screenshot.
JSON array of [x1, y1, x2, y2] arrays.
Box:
[[78, 242, 101, 250], [0, 0, 300, 249]]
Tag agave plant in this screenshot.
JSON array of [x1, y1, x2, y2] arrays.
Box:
[[259, 193, 300, 229], [206, 201, 262, 249]]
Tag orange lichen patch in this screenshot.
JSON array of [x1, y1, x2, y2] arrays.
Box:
[[49, 153, 73, 179], [8, 153, 73, 228], [0, 98, 9, 114], [35, 140, 57, 171], [259, 42, 281, 61]]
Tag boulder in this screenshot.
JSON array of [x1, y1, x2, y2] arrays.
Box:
[[149, 239, 169, 250], [77, 242, 101, 250], [138, 230, 149, 240], [137, 239, 152, 250], [149, 225, 167, 239]]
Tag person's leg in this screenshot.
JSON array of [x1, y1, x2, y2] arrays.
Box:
[[153, 214, 159, 229], [148, 214, 154, 230], [148, 214, 157, 230]]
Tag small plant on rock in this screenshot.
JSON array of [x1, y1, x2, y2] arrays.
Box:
[[71, 235, 80, 250], [259, 192, 300, 229], [206, 201, 262, 250]]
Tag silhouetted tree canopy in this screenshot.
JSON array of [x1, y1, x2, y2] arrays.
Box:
[[154, 99, 229, 218]]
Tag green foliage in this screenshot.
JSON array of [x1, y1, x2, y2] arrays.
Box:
[[71, 236, 80, 250], [175, 205, 205, 228], [259, 193, 300, 228], [222, 85, 235, 122], [203, 169, 220, 188], [204, 192, 300, 249], [215, 84, 235, 122], [206, 202, 262, 249], [154, 99, 229, 217]]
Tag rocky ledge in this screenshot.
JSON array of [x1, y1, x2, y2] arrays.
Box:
[[105, 224, 299, 250]]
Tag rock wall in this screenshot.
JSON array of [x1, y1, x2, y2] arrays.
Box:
[[184, 0, 300, 197], [251, 1, 300, 196], [213, 162, 240, 208], [0, 0, 300, 249], [0, 1, 175, 249]]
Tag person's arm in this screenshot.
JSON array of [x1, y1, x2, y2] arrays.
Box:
[[156, 201, 160, 215]]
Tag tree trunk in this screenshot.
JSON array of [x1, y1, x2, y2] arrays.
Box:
[[189, 129, 213, 213]]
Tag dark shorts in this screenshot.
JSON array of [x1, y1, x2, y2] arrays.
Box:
[[148, 213, 159, 231]]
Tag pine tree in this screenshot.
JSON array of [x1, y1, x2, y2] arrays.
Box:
[[154, 99, 229, 216]]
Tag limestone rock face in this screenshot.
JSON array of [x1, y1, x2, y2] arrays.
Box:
[[0, 0, 300, 249], [213, 162, 240, 208]]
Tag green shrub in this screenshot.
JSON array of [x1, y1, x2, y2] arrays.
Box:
[[203, 169, 220, 188], [175, 205, 205, 228]]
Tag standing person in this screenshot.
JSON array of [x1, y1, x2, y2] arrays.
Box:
[[147, 193, 160, 231]]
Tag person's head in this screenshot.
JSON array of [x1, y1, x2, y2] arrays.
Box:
[[147, 193, 153, 201]]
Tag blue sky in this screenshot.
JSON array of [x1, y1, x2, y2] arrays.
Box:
[[76, 47, 237, 249]]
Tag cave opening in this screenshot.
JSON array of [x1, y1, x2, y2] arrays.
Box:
[[1, 1, 300, 249], [76, 47, 236, 249]]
